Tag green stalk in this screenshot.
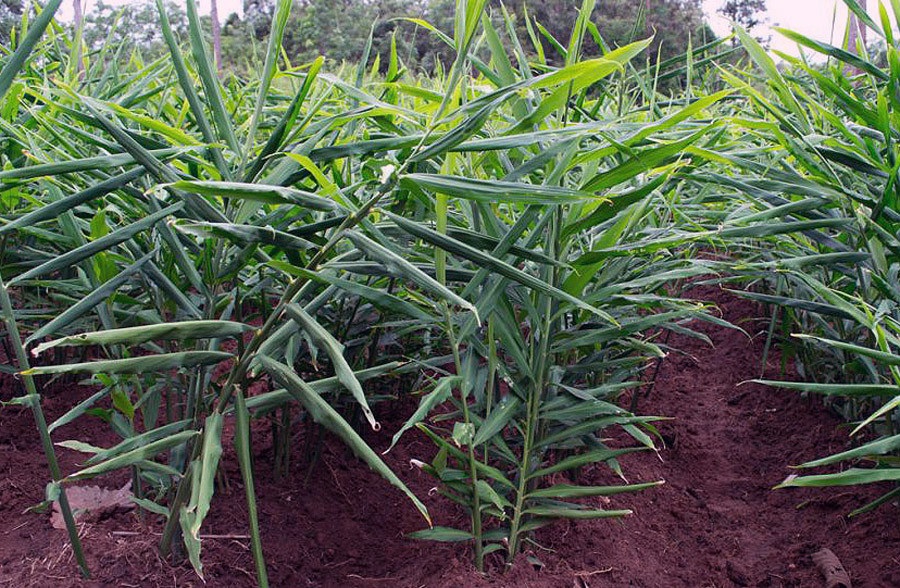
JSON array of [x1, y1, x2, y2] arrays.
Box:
[[483, 318, 496, 466], [507, 207, 561, 562], [507, 288, 554, 561], [446, 310, 484, 571], [0, 276, 89, 578], [159, 442, 197, 556], [436, 188, 483, 571], [235, 389, 269, 587], [506, 386, 536, 562]]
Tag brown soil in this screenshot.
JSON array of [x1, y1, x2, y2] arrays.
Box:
[[1, 286, 899, 587]]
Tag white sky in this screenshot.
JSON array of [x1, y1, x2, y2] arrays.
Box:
[[702, 0, 869, 56], [58, 0, 878, 58]]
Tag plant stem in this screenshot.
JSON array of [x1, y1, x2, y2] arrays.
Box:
[[0, 276, 90, 578], [483, 318, 496, 466], [159, 443, 196, 556], [444, 306, 484, 571], [436, 185, 483, 570], [235, 388, 269, 587], [508, 207, 561, 562]]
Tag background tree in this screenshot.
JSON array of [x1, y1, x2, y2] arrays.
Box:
[[73, 0, 84, 76], [211, 0, 222, 74], [82, 0, 189, 57], [496, 0, 714, 93], [73, 0, 83, 30], [0, 0, 24, 46], [228, 0, 714, 75], [242, 0, 276, 40], [848, 0, 868, 54], [597, 0, 713, 65], [719, 0, 767, 43], [68, 0, 718, 85]]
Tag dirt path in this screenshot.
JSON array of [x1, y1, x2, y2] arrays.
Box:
[[524, 285, 900, 587], [1, 287, 899, 587]]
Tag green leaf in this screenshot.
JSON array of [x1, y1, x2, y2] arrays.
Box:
[[155, 0, 230, 178], [775, 28, 887, 80], [286, 267, 433, 322], [0, 149, 181, 182], [169, 180, 338, 211], [401, 174, 601, 205], [776, 468, 900, 489], [0, 168, 146, 237], [452, 422, 475, 447], [187, 413, 224, 538], [111, 388, 135, 420], [510, 40, 652, 132], [49, 388, 109, 433], [475, 480, 512, 513], [416, 424, 515, 489], [244, 58, 324, 183], [65, 431, 199, 481], [792, 334, 900, 366], [388, 376, 460, 452], [284, 304, 378, 430], [240, 0, 294, 174], [132, 497, 170, 517], [33, 321, 253, 356], [345, 230, 479, 320], [83, 420, 192, 466], [528, 481, 663, 499], [21, 351, 233, 376], [177, 222, 316, 251], [245, 362, 403, 413], [185, 0, 239, 153], [580, 127, 711, 193], [407, 527, 473, 542], [384, 211, 615, 323], [523, 506, 632, 519], [0, 0, 64, 101], [794, 435, 900, 469], [734, 24, 807, 127], [754, 380, 899, 397], [10, 203, 182, 285], [472, 396, 520, 447], [23, 247, 152, 342], [529, 448, 644, 479]]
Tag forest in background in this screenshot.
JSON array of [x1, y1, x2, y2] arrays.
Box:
[[1, 0, 770, 81]]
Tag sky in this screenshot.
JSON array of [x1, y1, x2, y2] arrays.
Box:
[[702, 0, 863, 56], [57, 0, 875, 58]]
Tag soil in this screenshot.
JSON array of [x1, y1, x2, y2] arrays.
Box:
[[2, 285, 899, 587]]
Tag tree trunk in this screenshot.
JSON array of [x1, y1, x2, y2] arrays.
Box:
[[73, 0, 83, 76], [211, 0, 223, 75], [73, 0, 82, 28], [645, 0, 651, 36], [848, 0, 868, 54]]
